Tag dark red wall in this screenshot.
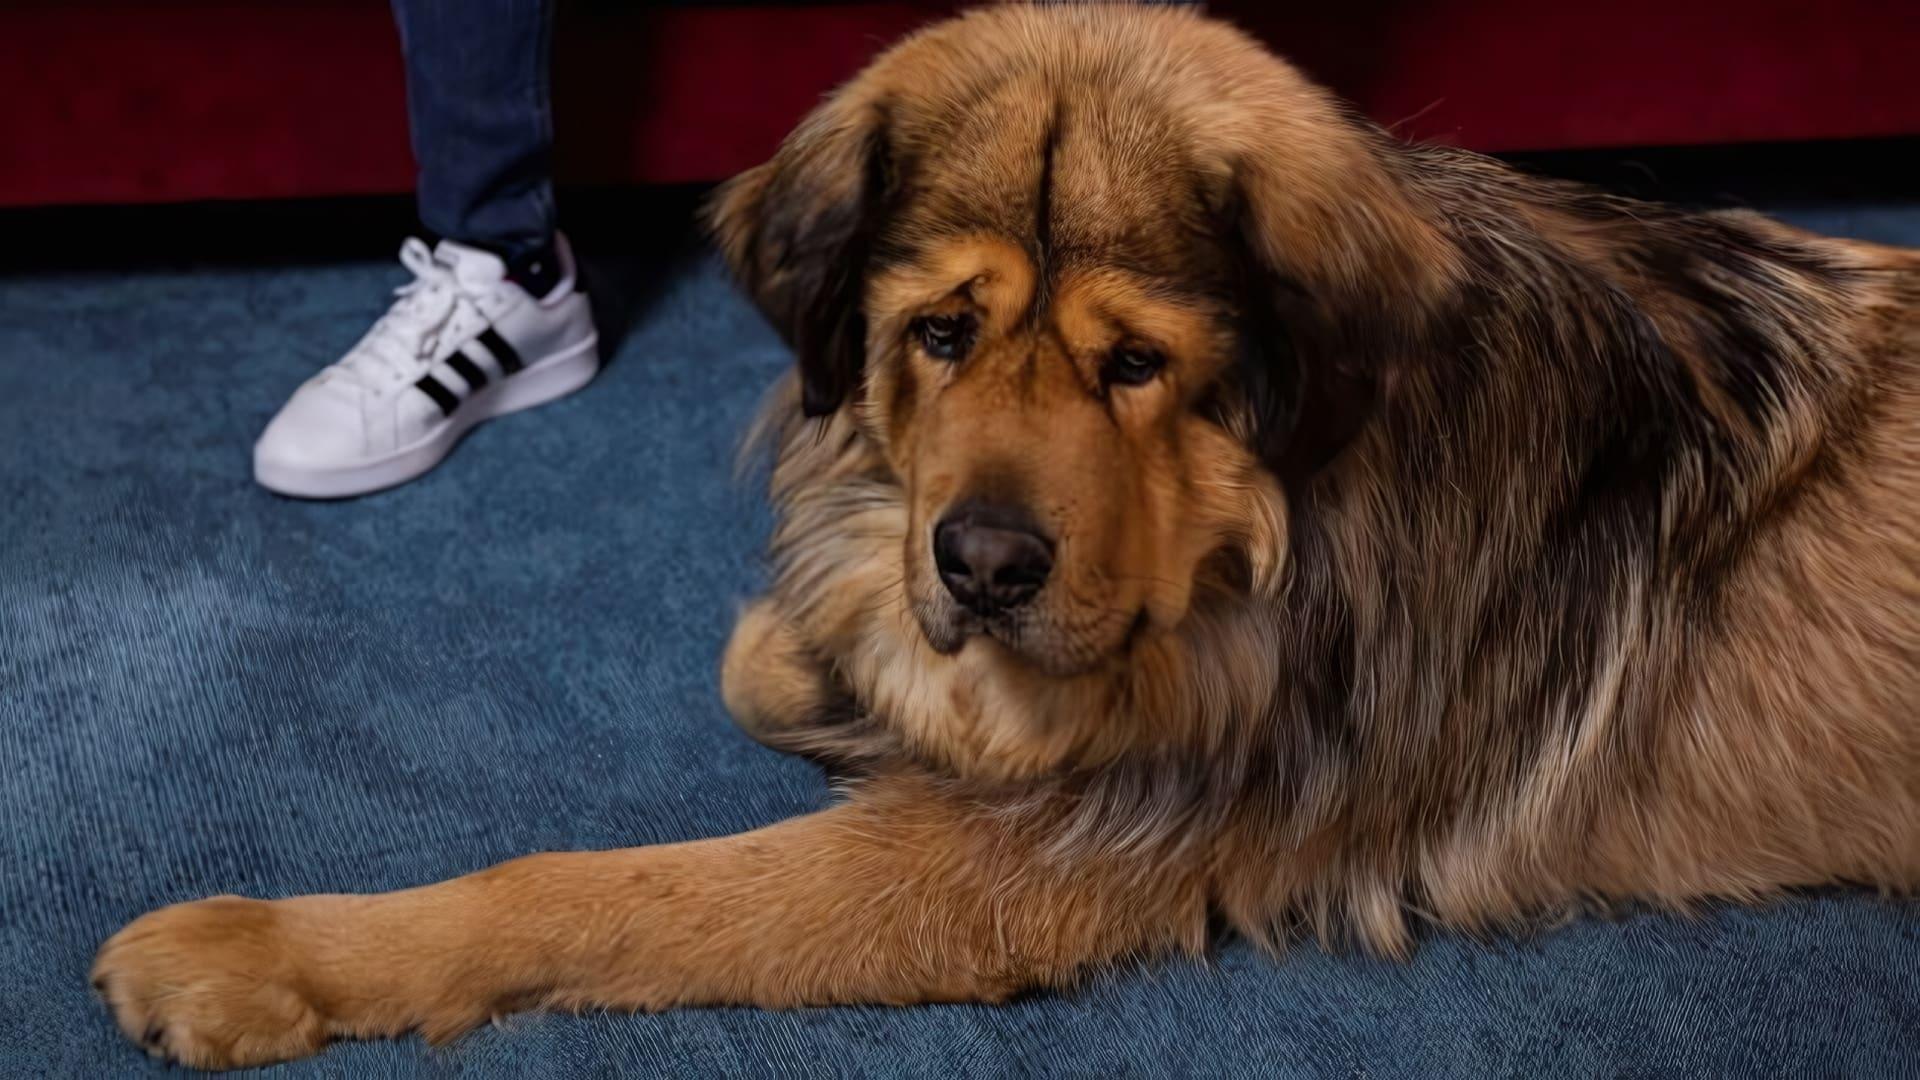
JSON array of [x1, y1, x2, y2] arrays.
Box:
[[4, 1, 1916, 208]]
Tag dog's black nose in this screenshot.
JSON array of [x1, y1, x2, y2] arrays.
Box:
[[933, 504, 1054, 615]]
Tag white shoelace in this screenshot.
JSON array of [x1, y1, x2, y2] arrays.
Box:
[[330, 238, 489, 393]]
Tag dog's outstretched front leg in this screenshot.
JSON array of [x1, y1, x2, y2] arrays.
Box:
[[93, 775, 1208, 1069]]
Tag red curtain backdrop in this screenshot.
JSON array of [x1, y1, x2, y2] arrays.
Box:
[[3, 0, 1916, 208]]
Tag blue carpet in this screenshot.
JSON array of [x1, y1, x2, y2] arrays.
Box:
[[3, 202, 1918, 1078]]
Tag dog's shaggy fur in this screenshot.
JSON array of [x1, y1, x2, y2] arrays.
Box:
[[97, 6, 1918, 1068]]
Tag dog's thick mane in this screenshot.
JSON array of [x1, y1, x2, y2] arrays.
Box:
[[1245, 145, 1905, 950]]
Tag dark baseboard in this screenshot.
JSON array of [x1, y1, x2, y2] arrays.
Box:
[[0, 184, 713, 276], [1498, 136, 1920, 209]]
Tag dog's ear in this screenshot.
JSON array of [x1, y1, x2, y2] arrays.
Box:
[[1209, 129, 1457, 486], [708, 99, 897, 418]]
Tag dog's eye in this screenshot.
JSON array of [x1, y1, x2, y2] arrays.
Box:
[[1104, 345, 1166, 387], [911, 313, 976, 361]]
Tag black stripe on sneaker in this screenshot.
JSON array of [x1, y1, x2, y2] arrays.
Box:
[[477, 327, 522, 374], [447, 353, 489, 392], [415, 374, 459, 416]]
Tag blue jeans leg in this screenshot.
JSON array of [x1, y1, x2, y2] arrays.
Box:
[[390, 0, 558, 261]]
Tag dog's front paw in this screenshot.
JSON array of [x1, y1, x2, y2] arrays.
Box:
[[721, 599, 838, 748], [92, 896, 330, 1069]]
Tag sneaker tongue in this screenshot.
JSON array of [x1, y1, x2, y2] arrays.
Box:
[[433, 240, 507, 291]]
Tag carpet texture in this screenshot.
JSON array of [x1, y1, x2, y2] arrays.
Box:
[[2, 201, 1918, 1078]]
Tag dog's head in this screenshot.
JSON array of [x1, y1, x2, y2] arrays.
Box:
[[712, 7, 1455, 677]]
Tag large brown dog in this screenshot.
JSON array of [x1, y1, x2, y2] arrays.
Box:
[[95, 6, 1920, 1068]]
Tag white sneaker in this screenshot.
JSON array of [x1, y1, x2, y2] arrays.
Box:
[[253, 234, 600, 498]]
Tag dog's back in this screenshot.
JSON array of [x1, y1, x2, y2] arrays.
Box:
[[1274, 160, 1920, 937], [1605, 232, 1920, 903]]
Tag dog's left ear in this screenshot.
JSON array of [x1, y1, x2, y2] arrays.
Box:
[[1209, 125, 1459, 486], [708, 99, 897, 418]]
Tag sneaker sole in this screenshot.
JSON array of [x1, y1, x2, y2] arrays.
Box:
[[253, 335, 601, 499]]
